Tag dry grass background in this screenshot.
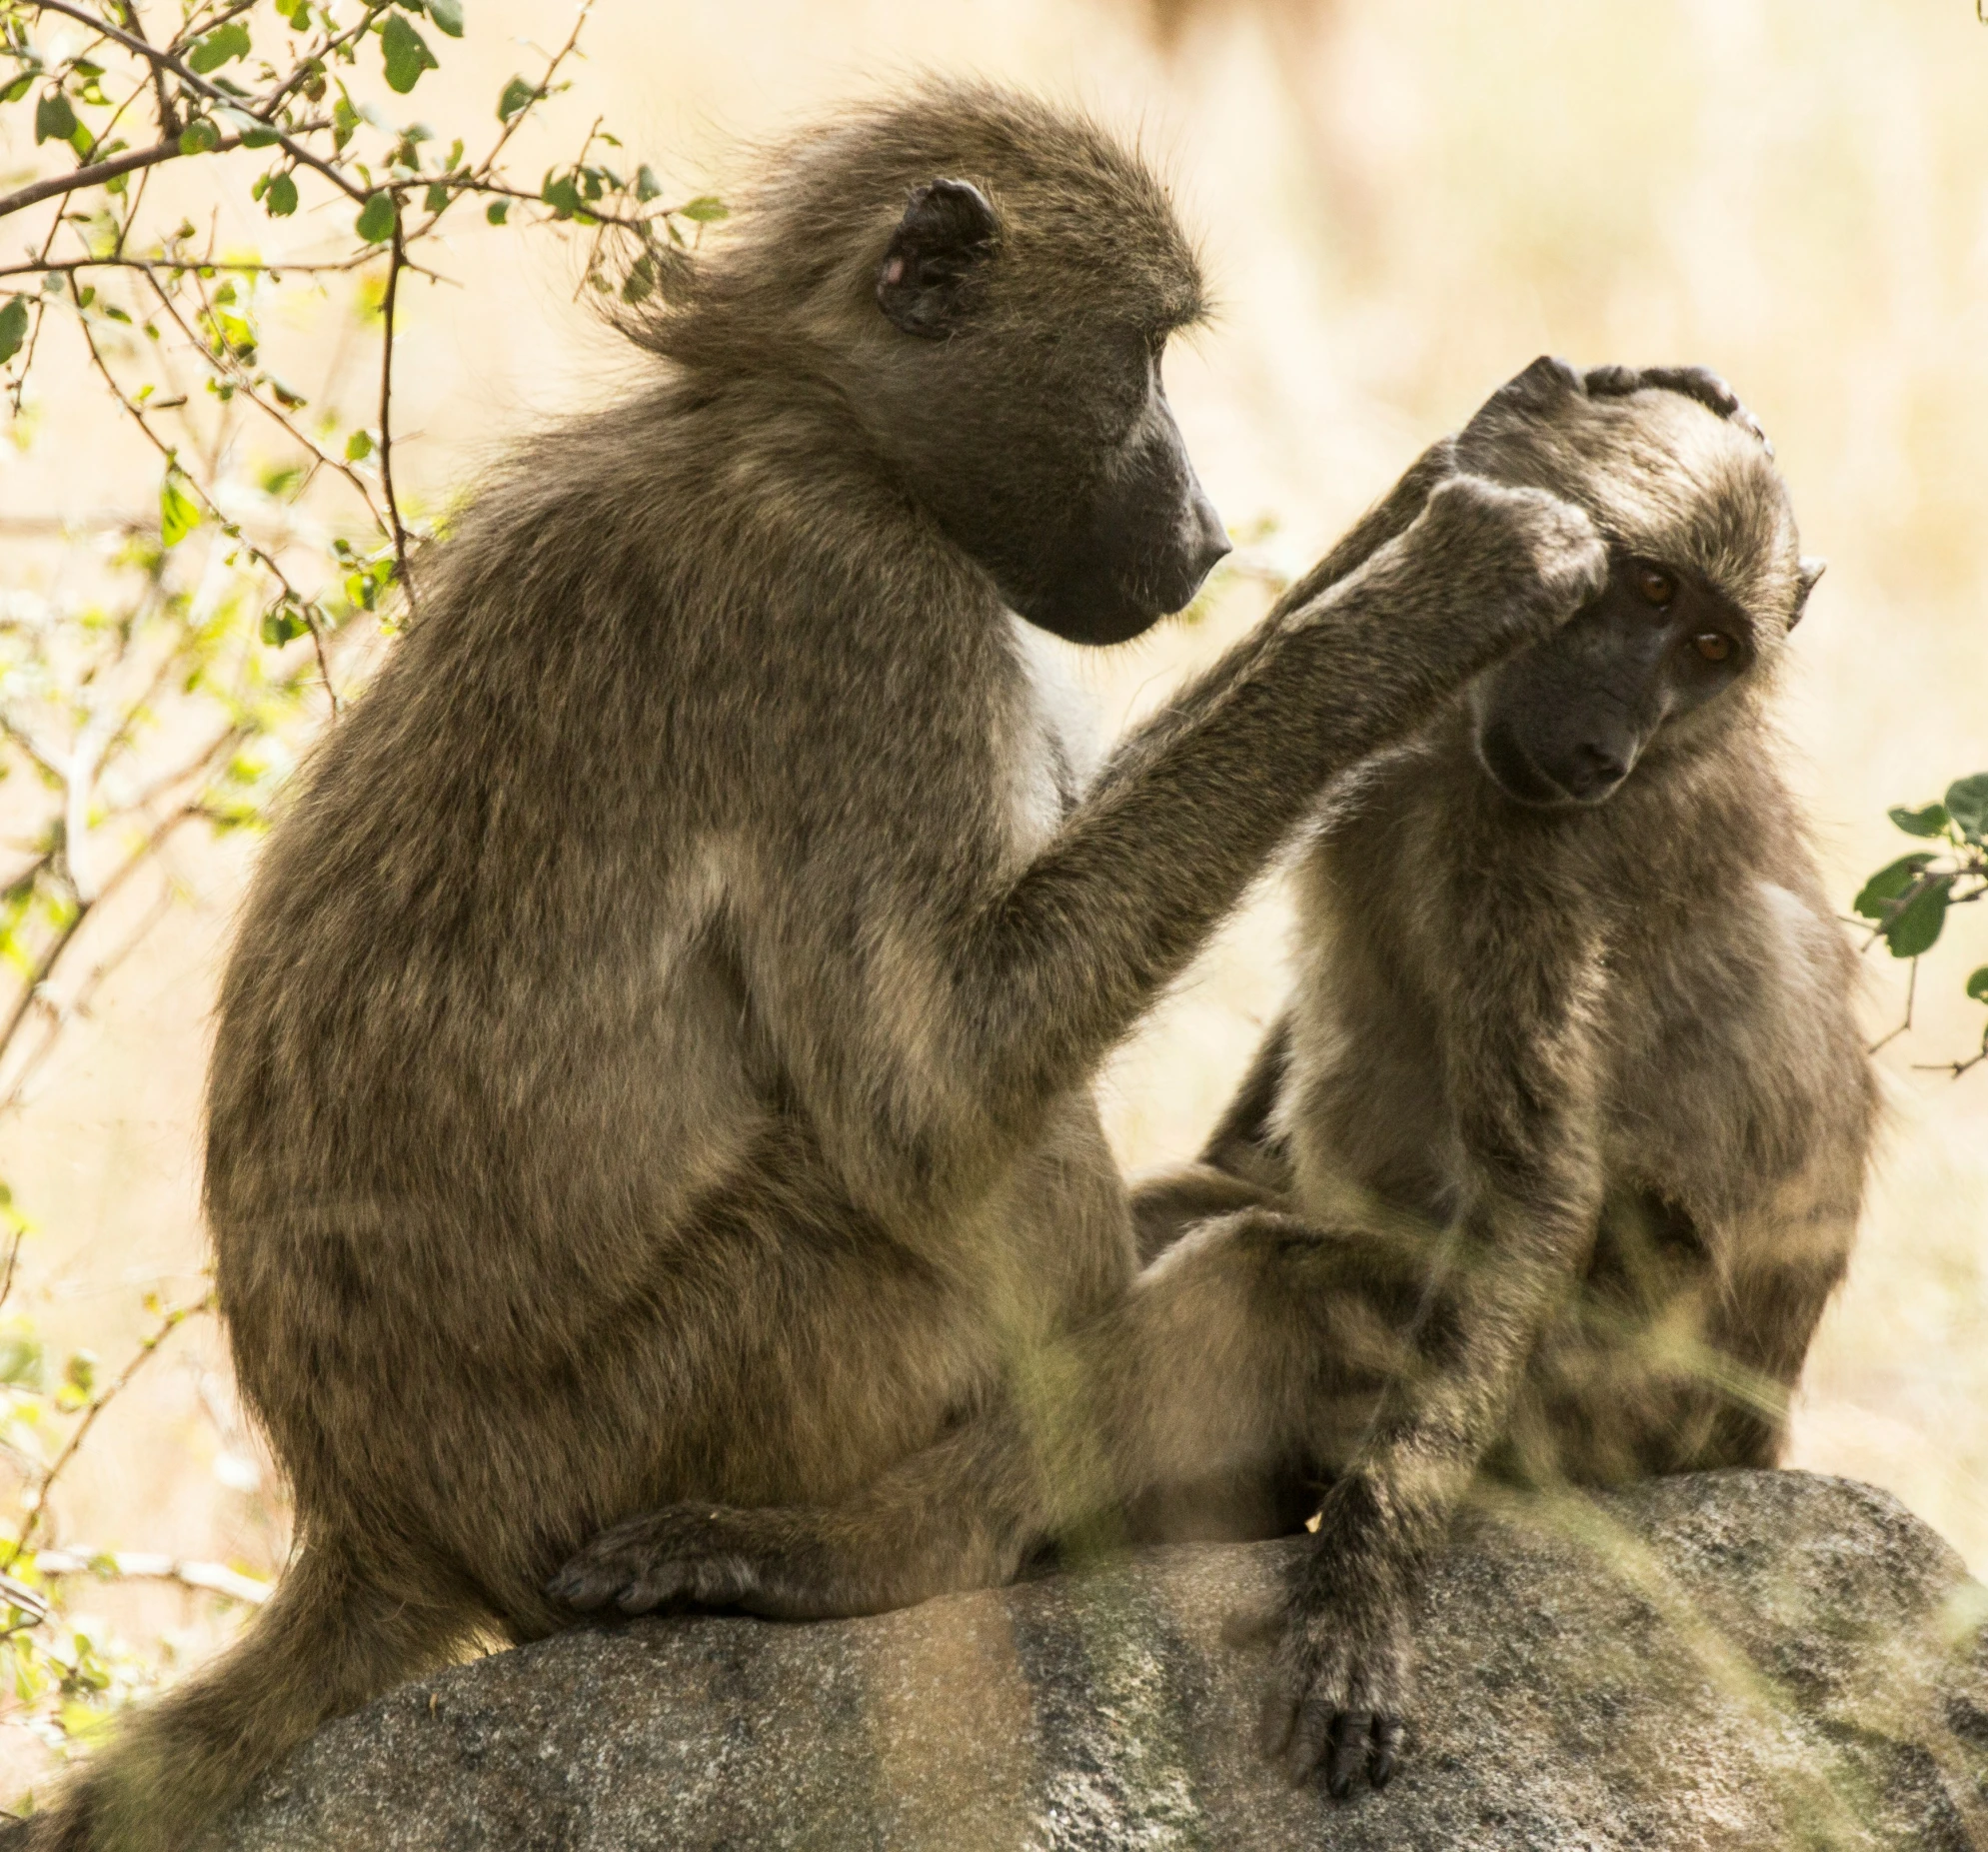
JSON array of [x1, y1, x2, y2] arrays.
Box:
[[1, 0, 1985, 1791]]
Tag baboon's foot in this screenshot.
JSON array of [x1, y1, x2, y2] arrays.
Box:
[[1237, 1521, 1412, 1798], [547, 1502, 877, 1622]]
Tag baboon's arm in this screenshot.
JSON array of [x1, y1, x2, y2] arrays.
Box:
[[957, 474, 1603, 1173], [736, 465, 1603, 1229], [1265, 440, 1459, 618], [1259, 907, 1611, 1793]]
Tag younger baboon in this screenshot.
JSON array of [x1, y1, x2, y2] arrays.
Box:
[[1140, 358, 1874, 1794], [12, 91, 1623, 1852]]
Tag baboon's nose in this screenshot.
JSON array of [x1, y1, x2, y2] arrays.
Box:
[[1566, 741, 1632, 801], [1186, 490, 1231, 587]]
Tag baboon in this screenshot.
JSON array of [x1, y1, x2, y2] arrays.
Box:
[[1137, 358, 1875, 1793], [11, 88, 1647, 1851]]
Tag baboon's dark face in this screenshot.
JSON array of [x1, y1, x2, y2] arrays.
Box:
[[862, 179, 1230, 647], [1468, 551, 1754, 808], [977, 338, 1232, 647]]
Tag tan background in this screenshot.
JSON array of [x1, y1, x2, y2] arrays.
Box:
[[2, 0, 1985, 1780]]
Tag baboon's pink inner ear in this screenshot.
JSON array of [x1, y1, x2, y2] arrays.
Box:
[[876, 178, 1000, 339]]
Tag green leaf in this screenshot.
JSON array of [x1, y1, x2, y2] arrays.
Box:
[[1853, 853, 1934, 921], [1966, 967, 1988, 1006], [187, 21, 252, 73], [542, 175, 582, 218], [261, 601, 310, 646], [1, 74, 32, 106], [160, 471, 202, 548], [178, 117, 221, 156], [284, 0, 313, 26], [216, 103, 279, 149], [264, 171, 299, 217], [1945, 774, 1988, 845], [620, 253, 655, 303], [380, 13, 439, 94], [33, 92, 77, 145], [635, 164, 662, 202], [355, 190, 398, 243], [424, 181, 449, 214], [1889, 803, 1950, 838], [678, 195, 728, 223], [485, 198, 509, 225], [1880, 874, 1954, 959], [0, 1333, 42, 1388], [427, 0, 465, 36], [333, 93, 361, 150], [497, 75, 535, 122], [0, 297, 27, 366], [345, 429, 374, 461]]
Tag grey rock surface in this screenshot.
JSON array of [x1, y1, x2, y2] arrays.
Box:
[[215, 1471, 1988, 1851]]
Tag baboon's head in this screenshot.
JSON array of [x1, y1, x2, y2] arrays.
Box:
[[1453, 358, 1822, 810], [628, 84, 1229, 646]]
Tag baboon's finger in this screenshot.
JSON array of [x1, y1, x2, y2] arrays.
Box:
[[1368, 1714, 1404, 1789], [1323, 1709, 1371, 1797], [1256, 1679, 1297, 1761], [1284, 1691, 1336, 1787], [1586, 363, 1774, 455]]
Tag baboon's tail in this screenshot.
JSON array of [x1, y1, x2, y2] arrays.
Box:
[[9, 1538, 466, 1852]]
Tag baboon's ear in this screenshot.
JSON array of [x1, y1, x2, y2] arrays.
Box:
[[1790, 556, 1826, 628], [877, 179, 1000, 339]]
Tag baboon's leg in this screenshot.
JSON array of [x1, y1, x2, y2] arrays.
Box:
[[1129, 1164, 1282, 1267], [1684, 1181, 1860, 1470], [1130, 1014, 1295, 1266], [546, 1209, 1433, 1618]]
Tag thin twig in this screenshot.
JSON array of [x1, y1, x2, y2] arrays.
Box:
[[1867, 956, 1917, 1055], [0, 802, 199, 1071], [376, 214, 415, 620], [20, 0, 368, 206], [4, 1289, 216, 1567], [0, 1230, 25, 1313], [115, 0, 181, 141]]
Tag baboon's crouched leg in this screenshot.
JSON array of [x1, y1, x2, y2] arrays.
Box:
[[550, 1209, 1426, 1621]]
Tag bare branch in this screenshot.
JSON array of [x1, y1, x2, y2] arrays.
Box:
[[377, 215, 415, 620], [29, 1547, 270, 1606]]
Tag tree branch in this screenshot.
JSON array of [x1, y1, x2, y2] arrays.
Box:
[[29, 1548, 270, 1606], [20, 0, 368, 206], [377, 214, 415, 619]]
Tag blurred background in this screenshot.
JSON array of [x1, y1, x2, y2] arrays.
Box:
[[2, 0, 1985, 1799]]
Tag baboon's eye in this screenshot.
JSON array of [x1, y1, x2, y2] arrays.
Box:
[[1692, 632, 1734, 664], [1634, 564, 1677, 608]]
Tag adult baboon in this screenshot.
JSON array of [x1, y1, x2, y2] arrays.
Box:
[[12, 88, 1639, 1851], [1138, 358, 1874, 1794]]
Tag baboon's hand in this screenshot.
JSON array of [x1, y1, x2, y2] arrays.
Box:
[[547, 1502, 859, 1621], [1582, 361, 1772, 454], [1247, 1531, 1413, 1798], [1403, 472, 1609, 649]]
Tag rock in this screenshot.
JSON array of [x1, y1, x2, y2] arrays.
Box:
[[215, 1471, 1988, 1851]]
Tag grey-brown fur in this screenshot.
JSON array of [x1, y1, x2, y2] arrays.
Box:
[[8, 89, 1618, 1851], [1138, 361, 1876, 1793]]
